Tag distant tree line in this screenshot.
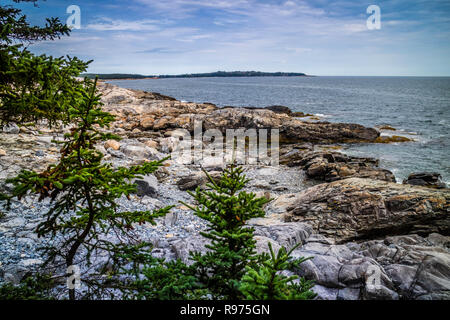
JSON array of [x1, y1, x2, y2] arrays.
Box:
[[83, 71, 307, 80]]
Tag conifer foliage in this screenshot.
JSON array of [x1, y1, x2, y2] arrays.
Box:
[[183, 166, 315, 300], [0, 0, 90, 125], [239, 242, 316, 300], [184, 166, 269, 299], [5, 78, 171, 299], [123, 166, 315, 300]]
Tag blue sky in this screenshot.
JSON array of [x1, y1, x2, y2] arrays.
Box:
[[8, 0, 450, 76]]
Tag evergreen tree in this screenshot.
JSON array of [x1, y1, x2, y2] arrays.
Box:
[[114, 244, 203, 300], [4, 78, 172, 299], [183, 166, 269, 299], [0, 274, 54, 300], [100, 166, 315, 301], [0, 0, 90, 125], [239, 242, 316, 300]]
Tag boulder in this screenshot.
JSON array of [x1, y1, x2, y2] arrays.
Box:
[[254, 236, 282, 255], [104, 139, 120, 150], [171, 234, 209, 264], [280, 147, 395, 183], [119, 144, 160, 160], [358, 233, 450, 299], [284, 178, 450, 242], [264, 105, 292, 115], [403, 172, 447, 189], [143, 140, 159, 149], [250, 220, 313, 249], [287, 232, 450, 300], [235, 216, 450, 300], [177, 172, 207, 191], [2, 123, 20, 134], [134, 174, 158, 197]]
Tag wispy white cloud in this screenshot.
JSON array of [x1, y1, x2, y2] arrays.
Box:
[[86, 17, 161, 31]]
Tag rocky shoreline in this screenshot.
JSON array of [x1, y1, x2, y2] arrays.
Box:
[[0, 82, 448, 300]]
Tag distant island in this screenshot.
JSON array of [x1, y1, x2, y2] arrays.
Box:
[[82, 71, 308, 80]]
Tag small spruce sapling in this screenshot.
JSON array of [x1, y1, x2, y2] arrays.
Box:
[[182, 166, 270, 299], [239, 242, 316, 300]]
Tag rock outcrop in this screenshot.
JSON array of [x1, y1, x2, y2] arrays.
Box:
[[98, 83, 379, 144], [280, 144, 395, 183], [293, 232, 450, 300], [169, 217, 450, 300], [283, 178, 450, 243], [403, 172, 447, 189]]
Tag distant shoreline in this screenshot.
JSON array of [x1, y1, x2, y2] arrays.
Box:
[[102, 76, 314, 81], [84, 71, 310, 80]]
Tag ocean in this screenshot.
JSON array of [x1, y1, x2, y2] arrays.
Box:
[[106, 76, 450, 184]]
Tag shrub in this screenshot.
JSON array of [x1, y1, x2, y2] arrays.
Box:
[[0, 274, 54, 300], [239, 242, 316, 300]]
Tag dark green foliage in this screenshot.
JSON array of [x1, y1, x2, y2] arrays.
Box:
[[0, 0, 90, 125], [4, 79, 172, 299], [0, 274, 54, 300], [124, 166, 315, 300], [239, 242, 316, 300], [183, 166, 270, 299], [0, 1, 173, 300], [113, 243, 203, 300], [1, 1, 69, 43]]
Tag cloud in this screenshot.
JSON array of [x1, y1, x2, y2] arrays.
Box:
[[135, 47, 186, 54], [86, 17, 160, 31], [286, 47, 313, 54], [176, 34, 213, 42], [24, 0, 450, 76]]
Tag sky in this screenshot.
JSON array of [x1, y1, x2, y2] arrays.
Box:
[[7, 0, 450, 76]]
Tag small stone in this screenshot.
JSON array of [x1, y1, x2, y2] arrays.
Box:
[[177, 172, 206, 191], [120, 144, 159, 159], [104, 139, 120, 150], [141, 196, 162, 207], [164, 212, 178, 226], [165, 233, 174, 238], [184, 224, 195, 233], [140, 116, 155, 129], [144, 140, 158, 149], [403, 172, 446, 189], [3, 123, 20, 134], [35, 150, 45, 157], [0, 149, 6, 156], [134, 174, 158, 197], [20, 259, 43, 267]]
